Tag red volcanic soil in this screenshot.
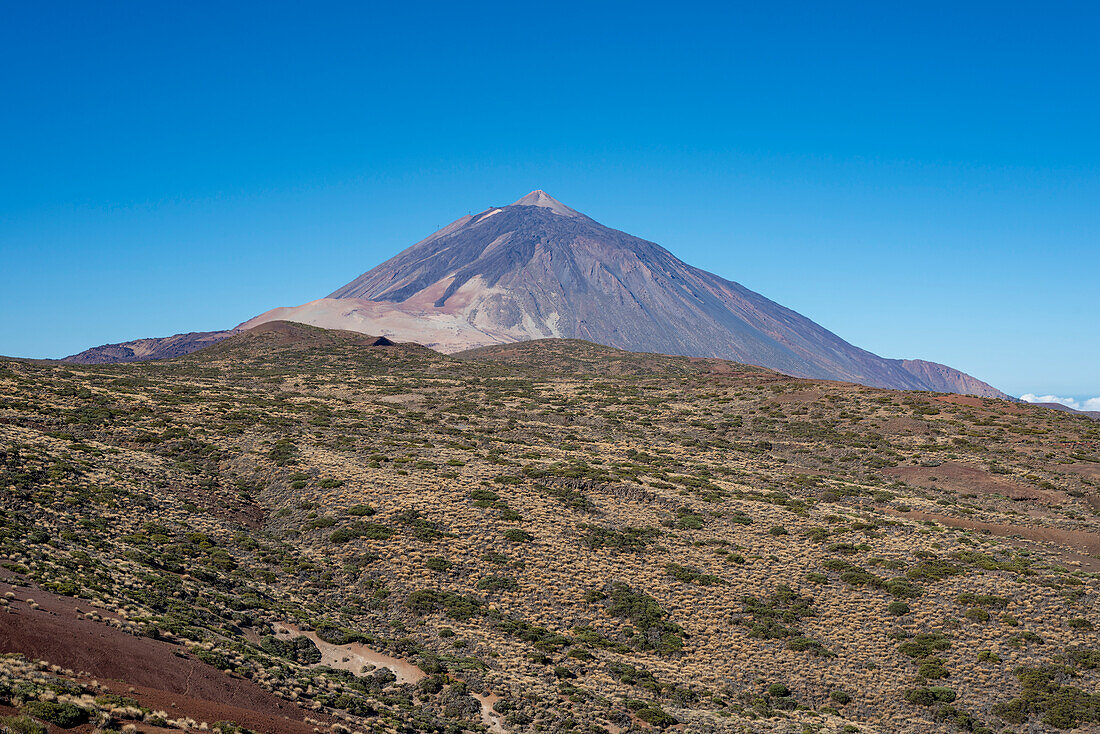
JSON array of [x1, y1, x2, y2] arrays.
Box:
[[882, 461, 1064, 504], [0, 577, 321, 734], [881, 508, 1100, 571], [1061, 462, 1100, 481]]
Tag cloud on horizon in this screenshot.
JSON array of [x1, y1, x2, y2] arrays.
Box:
[[1020, 393, 1100, 412]]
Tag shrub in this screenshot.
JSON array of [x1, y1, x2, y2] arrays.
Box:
[[788, 636, 831, 656], [884, 577, 924, 598], [269, 438, 297, 466], [607, 661, 659, 689], [503, 528, 533, 543], [993, 664, 1100, 729], [888, 601, 911, 616], [739, 585, 816, 640], [261, 634, 321, 664], [331, 522, 393, 544], [767, 683, 791, 697], [347, 504, 376, 516], [425, 556, 452, 571], [917, 657, 949, 679], [477, 575, 518, 592], [956, 592, 1008, 609], [581, 524, 660, 552], [20, 702, 88, 728], [0, 716, 46, 734], [898, 632, 951, 659], [965, 607, 990, 623], [665, 563, 724, 586], [904, 686, 955, 706], [831, 689, 852, 705], [635, 706, 676, 728], [596, 581, 683, 654], [406, 589, 484, 620], [906, 558, 964, 581], [671, 506, 705, 530]]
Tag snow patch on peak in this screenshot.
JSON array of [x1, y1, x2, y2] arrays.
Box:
[[476, 208, 503, 222]]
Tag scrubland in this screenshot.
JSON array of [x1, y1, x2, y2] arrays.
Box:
[[0, 324, 1097, 733]]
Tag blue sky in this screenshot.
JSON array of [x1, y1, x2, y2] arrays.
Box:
[[1, 1, 1096, 399]]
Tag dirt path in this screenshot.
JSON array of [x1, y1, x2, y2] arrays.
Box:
[[275, 623, 505, 732]]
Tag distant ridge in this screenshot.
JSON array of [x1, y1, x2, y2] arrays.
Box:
[[63, 329, 238, 364]]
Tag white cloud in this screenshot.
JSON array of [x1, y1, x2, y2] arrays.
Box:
[[1020, 393, 1100, 412]]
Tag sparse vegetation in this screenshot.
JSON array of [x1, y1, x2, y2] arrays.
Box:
[[0, 328, 1096, 734]]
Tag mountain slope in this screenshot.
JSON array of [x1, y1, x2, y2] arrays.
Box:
[[244, 191, 1008, 398]]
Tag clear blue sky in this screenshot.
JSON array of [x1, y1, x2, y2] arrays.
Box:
[[1, 2, 1096, 398]]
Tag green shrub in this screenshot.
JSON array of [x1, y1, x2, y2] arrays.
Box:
[[904, 686, 955, 706], [635, 706, 676, 728], [767, 683, 791, 697], [674, 507, 704, 530], [331, 522, 393, 543], [665, 563, 724, 586], [406, 589, 484, 620], [917, 657, 949, 679], [20, 702, 88, 728], [595, 581, 683, 654], [887, 601, 910, 616], [425, 556, 452, 571], [477, 575, 518, 592], [831, 689, 852, 705], [965, 607, 990, 623], [992, 664, 1100, 729], [738, 585, 816, 640], [788, 636, 831, 656], [898, 632, 951, 658], [0, 716, 47, 734]]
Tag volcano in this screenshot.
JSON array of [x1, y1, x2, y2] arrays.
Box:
[[236, 191, 1005, 397], [66, 190, 1005, 398]]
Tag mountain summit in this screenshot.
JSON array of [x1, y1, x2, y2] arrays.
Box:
[[237, 192, 1006, 398], [510, 189, 583, 217]]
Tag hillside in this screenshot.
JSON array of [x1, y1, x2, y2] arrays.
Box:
[[2, 326, 1098, 733], [64, 329, 238, 364]]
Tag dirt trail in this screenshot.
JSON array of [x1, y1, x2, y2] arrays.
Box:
[[273, 623, 426, 684], [276, 623, 505, 732]]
